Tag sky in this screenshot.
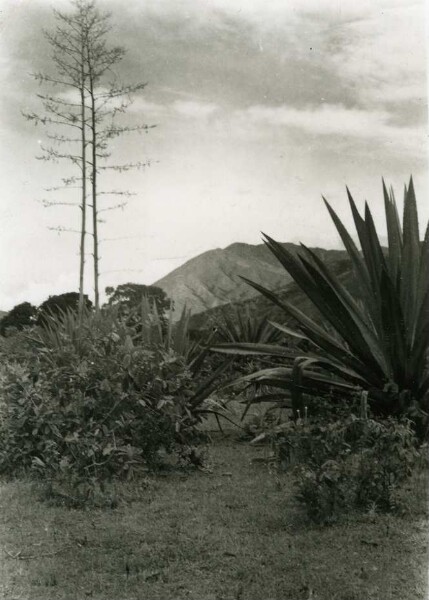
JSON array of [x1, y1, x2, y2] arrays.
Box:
[[0, 0, 428, 310]]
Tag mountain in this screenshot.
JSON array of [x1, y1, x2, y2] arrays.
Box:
[[154, 241, 348, 318], [188, 257, 355, 333]]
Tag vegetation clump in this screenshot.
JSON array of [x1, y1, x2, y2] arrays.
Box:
[[270, 409, 420, 523], [0, 305, 227, 506], [207, 178, 428, 526]]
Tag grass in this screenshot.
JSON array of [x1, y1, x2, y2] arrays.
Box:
[[0, 436, 427, 600]]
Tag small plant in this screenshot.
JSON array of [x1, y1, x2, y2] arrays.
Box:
[[271, 414, 419, 523], [294, 460, 353, 524]]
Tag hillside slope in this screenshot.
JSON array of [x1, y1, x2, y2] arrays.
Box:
[[189, 258, 355, 332], [154, 242, 348, 317]]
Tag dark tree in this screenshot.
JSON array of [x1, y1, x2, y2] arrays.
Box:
[[0, 302, 38, 336], [37, 292, 93, 325], [105, 283, 171, 320]]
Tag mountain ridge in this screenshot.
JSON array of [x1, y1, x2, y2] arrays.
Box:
[[154, 241, 348, 317]]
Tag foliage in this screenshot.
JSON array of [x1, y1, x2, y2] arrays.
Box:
[[32, 303, 229, 410], [0, 329, 37, 363], [212, 305, 292, 406], [0, 307, 230, 504], [37, 292, 92, 326], [105, 283, 171, 322], [0, 302, 37, 336], [31, 304, 129, 366], [0, 352, 174, 504], [212, 179, 429, 434], [215, 305, 282, 344], [138, 298, 238, 427], [138, 296, 221, 375], [270, 413, 419, 523]]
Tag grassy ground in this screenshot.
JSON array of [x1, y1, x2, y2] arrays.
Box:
[[0, 436, 427, 600]]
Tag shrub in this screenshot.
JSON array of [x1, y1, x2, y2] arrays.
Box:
[[0, 328, 37, 362], [1, 349, 183, 473], [270, 414, 419, 523], [0, 309, 229, 505]]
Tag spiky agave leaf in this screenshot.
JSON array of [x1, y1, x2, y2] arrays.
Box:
[[238, 275, 383, 385], [383, 180, 402, 285], [211, 341, 295, 358]]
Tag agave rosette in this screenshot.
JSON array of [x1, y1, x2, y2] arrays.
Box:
[[212, 179, 429, 425]]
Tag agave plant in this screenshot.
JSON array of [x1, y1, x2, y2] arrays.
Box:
[[139, 296, 216, 372], [212, 179, 429, 432], [215, 304, 283, 345]]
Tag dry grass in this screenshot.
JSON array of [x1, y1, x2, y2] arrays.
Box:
[[0, 437, 427, 600]]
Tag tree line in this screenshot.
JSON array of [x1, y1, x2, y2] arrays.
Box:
[[0, 284, 170, 336]]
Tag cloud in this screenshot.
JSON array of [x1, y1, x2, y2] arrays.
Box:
[[327, 3, 426, 109], [172, 100, 219, 119], [126, 97, 220, 122], [234, 103, 425, 156], [3, 0, 425, 122], [124, 97, 169, 116], [125, 0, 413, 28]]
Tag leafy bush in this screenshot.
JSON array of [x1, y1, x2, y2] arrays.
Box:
[[270, 414, 419, 523], [1, 350, 184, 472], [0, 328, 37, 362], [138, 297, 235, 408], [0, 308, 230, 505]]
